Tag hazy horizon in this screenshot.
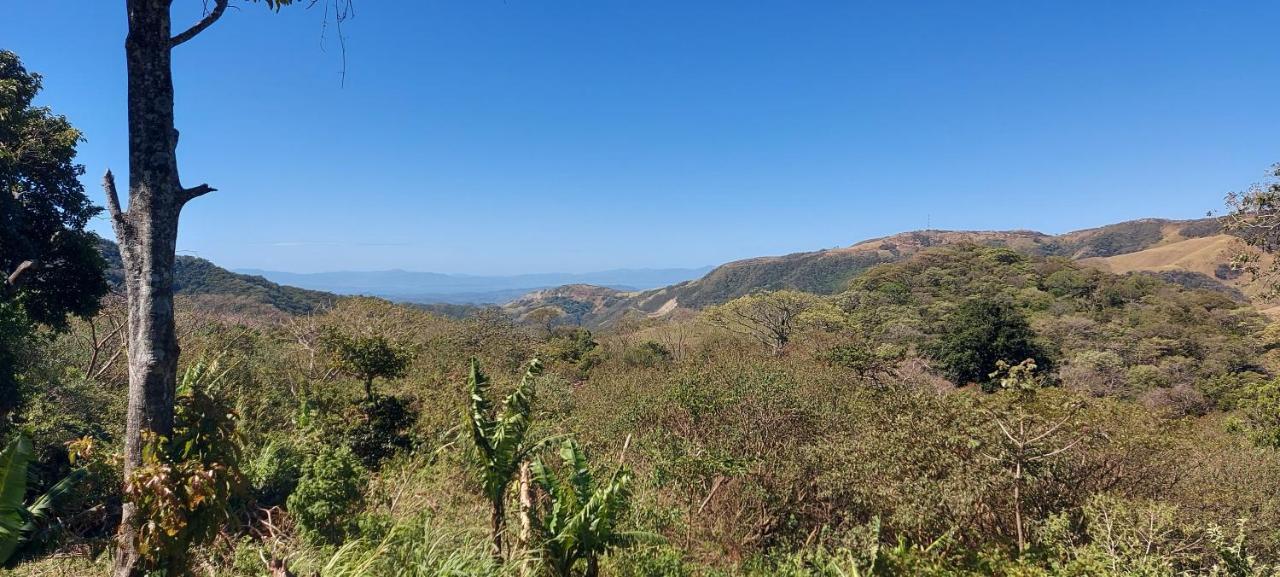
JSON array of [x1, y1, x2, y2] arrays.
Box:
[[5, 2, 1277, 275]]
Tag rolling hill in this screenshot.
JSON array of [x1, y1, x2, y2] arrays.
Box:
[[505, 218, 1237, 327], [98, 239, 337, 316], [92, 217, 1247, 324]]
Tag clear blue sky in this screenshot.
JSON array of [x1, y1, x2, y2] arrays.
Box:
[[4, 1, 1278, 274]]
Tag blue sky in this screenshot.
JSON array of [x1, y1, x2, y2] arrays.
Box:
[[4, 1, 1279, 274]]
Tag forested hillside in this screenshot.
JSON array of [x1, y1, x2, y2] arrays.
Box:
[[98, 238, 336, 316], [507, 218, 1233, 327]]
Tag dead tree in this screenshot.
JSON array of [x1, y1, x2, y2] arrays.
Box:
[[105, 2, 350, 575]]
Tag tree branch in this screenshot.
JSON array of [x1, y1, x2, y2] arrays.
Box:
[[171, 0, 229, 47], [181, 183, 217, 204], [4, 260, 37, 296], [103, 170, 125, 223]]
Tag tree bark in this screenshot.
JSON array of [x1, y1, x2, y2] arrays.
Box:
[[518, 462, 533, 547], [517, 462, 534, 575], [110, 2, 214, 575], [491, 498, 506, 561]]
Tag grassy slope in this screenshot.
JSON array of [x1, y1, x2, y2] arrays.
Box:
[[507, 218, 1233, 327]]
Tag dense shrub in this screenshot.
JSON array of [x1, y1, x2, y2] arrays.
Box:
[[348, 394, 418, 469], [246, 440, 303, 508], [926, 297, 1051, 387], [287, 444, 368, 545], [544, 326, 602, 377], [621, 341, 674, 368]]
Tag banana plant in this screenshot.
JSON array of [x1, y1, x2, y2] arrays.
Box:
[[530, 439, 639, 577], [466, 357, 543, 560], [0, 434, 86, 565]]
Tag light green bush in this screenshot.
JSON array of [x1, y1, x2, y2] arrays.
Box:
[[288, 444, 367, 546]]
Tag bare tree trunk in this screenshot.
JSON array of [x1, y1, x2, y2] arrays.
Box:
[[107, 2, 217, 575], [518, 462, 533, 546], [518, 462, 534, 575], [1013, 461, 1024, 554]]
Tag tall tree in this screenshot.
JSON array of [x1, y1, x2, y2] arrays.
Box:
[[926, 297, 1050, 388], [102, 3, 349, 575], [0, 50, 108, 421], [703, 290, 828, 356]]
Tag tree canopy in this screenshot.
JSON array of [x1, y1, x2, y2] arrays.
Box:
[[0, 50, 107, 329], [926, 297, 1051, 388]]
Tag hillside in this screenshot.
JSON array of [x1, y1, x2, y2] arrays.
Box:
[[98, 239, 336, 316], [506, 217, 1232, 326]]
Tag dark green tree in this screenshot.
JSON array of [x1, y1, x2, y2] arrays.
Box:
[[926, 298, 1049, 388], [0, 50, 108, 421], [322, 329, 413, 401]]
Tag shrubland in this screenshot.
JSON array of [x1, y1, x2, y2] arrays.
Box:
[[4, 244, 1280, 576]]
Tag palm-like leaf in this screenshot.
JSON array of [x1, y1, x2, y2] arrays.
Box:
[[466, 358, 545, 558], [468, 359, 496, 460], [530, 439, 640, 577], [0, 435, 34, 564], [469, 359, 543, 503], [20, 468, 87, 539], [0, 435, 86, 565]]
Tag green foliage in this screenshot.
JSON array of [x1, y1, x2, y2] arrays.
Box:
[[0, 50, 107, 419], [465, 358, 543, 556], [318, 514, 518, 577], [123, 362, 245, 568], [544, 327, 602, 377], [530, 439, 639, 577], [704, 290, 828, 355], [245, 440, 303, 508], [621, 341, 673, 369], [927, 297, 1050, 387], [172, 255, 334, 314], [1229, 378, 1280, 448], [0, 434, 85, 566], [1207, 521, 1280, 577], [607, 545, 691, 577], [287, 444, 367, 546], [322, 328, 414, 400], [0, 302, 33, 421], [0, 50, 107, 329], [1223, 163, 1280, 298], [8, 228, 1280, 575], [822, 339, 905, 382], [348, 394, 417, 469]]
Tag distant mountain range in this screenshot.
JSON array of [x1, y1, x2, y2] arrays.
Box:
[[233, 267, 716, 304], [97, 217, 1253, 323]]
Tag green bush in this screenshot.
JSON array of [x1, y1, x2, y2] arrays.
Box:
[[622, 341, 673, 368], [608, 545, 691, 577], [348, 394, 417, 469], [926, 297, 1051, 388], [246, 440, 303, 508], [287, 444, 367, 546]]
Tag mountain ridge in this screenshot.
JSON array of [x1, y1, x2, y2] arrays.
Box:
[[504, 217, 1233, 327]]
